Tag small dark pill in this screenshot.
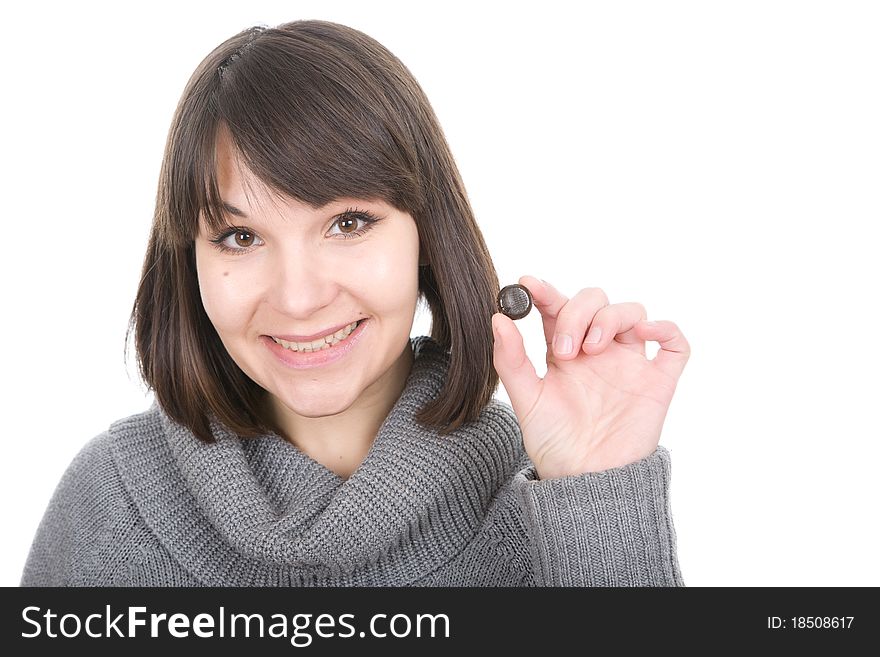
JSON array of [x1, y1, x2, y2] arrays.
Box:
[[497, 284, 533, 320]]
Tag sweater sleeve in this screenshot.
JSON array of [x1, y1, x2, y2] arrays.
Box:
[[511, 445, 685, 587], [20, 431, 119, 586]]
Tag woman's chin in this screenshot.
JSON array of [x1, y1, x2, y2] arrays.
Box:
[[271, 390, 356, 420]]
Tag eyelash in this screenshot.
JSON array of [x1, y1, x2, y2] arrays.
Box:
[[207, 207, 382, 255]]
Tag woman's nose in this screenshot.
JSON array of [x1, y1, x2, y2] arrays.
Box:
[[267, 247, 337, 316]]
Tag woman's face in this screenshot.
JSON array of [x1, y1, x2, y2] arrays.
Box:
[[194, 131, 421, 422]]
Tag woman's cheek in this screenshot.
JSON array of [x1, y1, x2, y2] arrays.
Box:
[[365, 243, 419, 299], [196, 258, 252, 333]]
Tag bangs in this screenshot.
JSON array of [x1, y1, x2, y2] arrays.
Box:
[[170, 27, 423, 243]]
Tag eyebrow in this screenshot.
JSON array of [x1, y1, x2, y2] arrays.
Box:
[[222, 202, 248, 218]]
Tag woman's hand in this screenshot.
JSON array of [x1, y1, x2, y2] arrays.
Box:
[[491, 275, 691, 480]]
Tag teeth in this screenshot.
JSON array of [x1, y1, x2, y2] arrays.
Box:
[[272, 321, 359, 352]]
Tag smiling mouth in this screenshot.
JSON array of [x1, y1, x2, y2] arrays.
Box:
[[269, 319, 366, 352]]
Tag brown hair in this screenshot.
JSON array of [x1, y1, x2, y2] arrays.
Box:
[[125, 20, 501, 443]]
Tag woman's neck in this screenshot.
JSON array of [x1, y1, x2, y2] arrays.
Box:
[[262, 340, 414, 479]]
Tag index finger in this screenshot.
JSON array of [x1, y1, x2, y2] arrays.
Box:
[[517, 275, 568, 350]]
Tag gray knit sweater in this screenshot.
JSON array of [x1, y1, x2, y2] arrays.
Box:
[[21, 335, 684, 587]]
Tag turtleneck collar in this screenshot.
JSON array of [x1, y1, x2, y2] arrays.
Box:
[[109, 335, 525, 585]]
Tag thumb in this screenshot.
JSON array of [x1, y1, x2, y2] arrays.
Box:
[[492, 312, 541, 420]]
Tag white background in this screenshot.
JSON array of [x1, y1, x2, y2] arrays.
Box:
[[2, 0, 878, 587]]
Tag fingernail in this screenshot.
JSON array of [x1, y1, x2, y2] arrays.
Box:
[[554, 333, 572, 355], [585, 326, 603, 344], [493, 317, 503, 346]]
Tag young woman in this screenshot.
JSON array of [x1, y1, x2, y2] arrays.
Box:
[[21, 19, 690, 587]]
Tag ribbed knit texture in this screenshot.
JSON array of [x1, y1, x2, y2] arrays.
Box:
[[21, 335, 684, 587]]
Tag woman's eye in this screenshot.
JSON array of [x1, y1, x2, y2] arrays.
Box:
[[328, 211, 379, 240], [209, 229, 264, 254]]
